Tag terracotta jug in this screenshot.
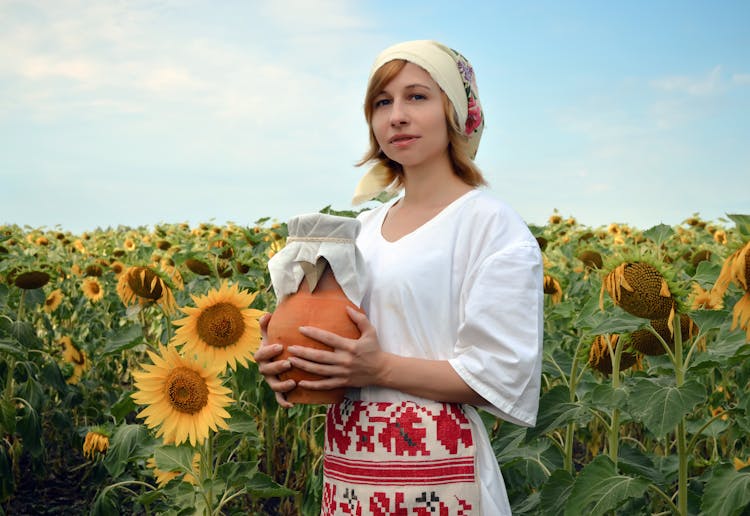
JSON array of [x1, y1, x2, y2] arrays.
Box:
[[268, 261, 364, 404]]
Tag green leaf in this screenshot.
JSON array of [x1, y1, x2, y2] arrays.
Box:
[[90, 485, 120, 516], [589, 383, 629, 412], [540, 469, 575, 516], [154, 444, 196, 476], [692, 261, 722, 288], [41, 361, 68, 395], [628, 378, 706, 436], [526, 385, 589, 441], [16, 403, 42, 457], [643, 223, 675, 246], [216, 461, 259, 487], [109, 391, 137, 423], [0, 338, 25, 360], [102, 323, 143, 355], [617, 444, 665, 485], [245, 471, 297, 498], [727, 214, 750, 237], [226, 408, 258, 434], [564, 455, 650, 516], [701, 463, 750, 516], [589, 308, 648, 334], [103, 424, 149, 478], [689, 309, 731, 334]]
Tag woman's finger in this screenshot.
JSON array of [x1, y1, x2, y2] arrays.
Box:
[[253, 342, 284, 362], [275, 392, 294, 409], [298, 325, 352, 351]]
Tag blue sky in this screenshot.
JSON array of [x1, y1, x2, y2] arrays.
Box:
[[1, 0, 748, 233]]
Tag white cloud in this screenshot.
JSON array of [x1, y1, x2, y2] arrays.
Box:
[[650, 65, 724, 96]]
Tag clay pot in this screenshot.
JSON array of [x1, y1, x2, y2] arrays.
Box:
[[267, 264, 363, 404]]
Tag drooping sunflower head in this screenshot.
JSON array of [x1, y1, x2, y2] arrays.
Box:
[[131, 345, 233, 446], [82, 277, 104, 303], [543, 274, 563, 304], [44, 288, 63, 313], [84, 264, 103, 277], [59, 336, 89, 384], [578, 249, 604, 271], [83, 429, 110, 459], [110, 260, 126, 277], [13, 270, 51, 290], [587, 334, 640, 376], [173, 281, 265, 371], [185, 258, 212, 276], [599, 258, 684, 320], [710, 241, 750, 340], [627, 315, 698, 356], [117, 266, 177, 314]]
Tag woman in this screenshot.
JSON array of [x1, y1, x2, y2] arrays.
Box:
[[255, 40, 543, 515]]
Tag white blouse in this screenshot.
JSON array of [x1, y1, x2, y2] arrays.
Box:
[[353, 188, 544, 516]]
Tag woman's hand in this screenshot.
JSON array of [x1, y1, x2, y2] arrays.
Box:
[[288, 306, 388, 391], [253, 312, 296, 408]]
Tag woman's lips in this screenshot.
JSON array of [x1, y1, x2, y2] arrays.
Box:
[[389, 134, 419, 147]]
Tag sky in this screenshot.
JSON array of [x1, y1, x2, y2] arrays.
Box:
[[1, 0, 748, 233]]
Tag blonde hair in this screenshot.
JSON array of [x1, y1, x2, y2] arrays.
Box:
[[357, 59, 487, 189]]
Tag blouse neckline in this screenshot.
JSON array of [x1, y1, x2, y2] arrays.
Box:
[[377, 189, 479, 244]]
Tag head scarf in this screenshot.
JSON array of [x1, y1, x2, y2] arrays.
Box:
[[352, 40, 485, 205]]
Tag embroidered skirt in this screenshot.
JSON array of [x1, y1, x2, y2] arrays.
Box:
[[322, 398, 479, 515]]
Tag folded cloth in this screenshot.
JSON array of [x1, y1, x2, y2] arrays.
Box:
[[267, 213, 368, 306]]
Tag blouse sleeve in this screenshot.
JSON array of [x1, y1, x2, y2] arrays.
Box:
[[448, 242, 544, 427]]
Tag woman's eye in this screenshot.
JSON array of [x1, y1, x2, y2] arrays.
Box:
[[374, 98, 391, 108], [411, 94, 426, 100]]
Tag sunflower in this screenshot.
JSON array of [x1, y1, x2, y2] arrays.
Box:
[[173, 281, 264, 370], [734, 457, 750, 471], [543, 275, 562, 304], [82, 277, 104, 302], [690, 284, 722, 310], [146, 452, 200, 488], [588, 334, 641, 376], [110, 260, 126, 277], [13, 270, 51, 290], [117, 266, 178, 314], [131, 345, 233, 446], [60, 336, 89, 384], [124, 238, 136, 251], [44, 289, 63, 313], [83, 430, 110, 459], [600, 261, 675, 321], [710, 241, 750, 340]]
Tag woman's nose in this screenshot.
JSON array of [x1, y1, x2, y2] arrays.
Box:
[[389, 100, 408, 126]]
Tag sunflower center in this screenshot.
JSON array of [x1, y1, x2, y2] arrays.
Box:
[[196, 302, 245, 348], [165, 367, 209, 414], [90, 282, 101, 294]]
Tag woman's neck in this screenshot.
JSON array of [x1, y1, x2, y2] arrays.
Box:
[[400, 160, 473, 209]]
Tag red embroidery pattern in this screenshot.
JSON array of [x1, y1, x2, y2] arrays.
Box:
[[321, 400, 478, 515]]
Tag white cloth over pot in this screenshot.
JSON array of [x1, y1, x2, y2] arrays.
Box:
[[267, 213, 367, 306]]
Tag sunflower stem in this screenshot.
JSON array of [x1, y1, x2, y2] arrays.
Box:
[[17, 289, 26, 322], [672, 317, 688, 516], [608, 334, 622, 468], [563, 336, 584, 474]]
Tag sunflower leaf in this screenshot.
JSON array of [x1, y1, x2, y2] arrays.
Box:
[[245, 471, 297, 498], [104, 423, 149, 478], [525, 385, 590, 441], [627, 378, 705, 436], [539, 469, 575, 516], [726, 214, 750, 237], [643, 223, 674, 247], [0, 338, 25, 360], [564, 455, 650, 516], [154, 445, 195, 476], [102, 323, 143, 355], [700, 462, 750, 516]]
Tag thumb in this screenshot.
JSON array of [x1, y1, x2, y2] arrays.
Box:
[[346, 306, 374, 336]]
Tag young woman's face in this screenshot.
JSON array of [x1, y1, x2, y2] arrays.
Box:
[[370, 62, 450, 172]]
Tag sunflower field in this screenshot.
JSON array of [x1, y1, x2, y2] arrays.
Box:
[[1, 209, 749, 516]]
